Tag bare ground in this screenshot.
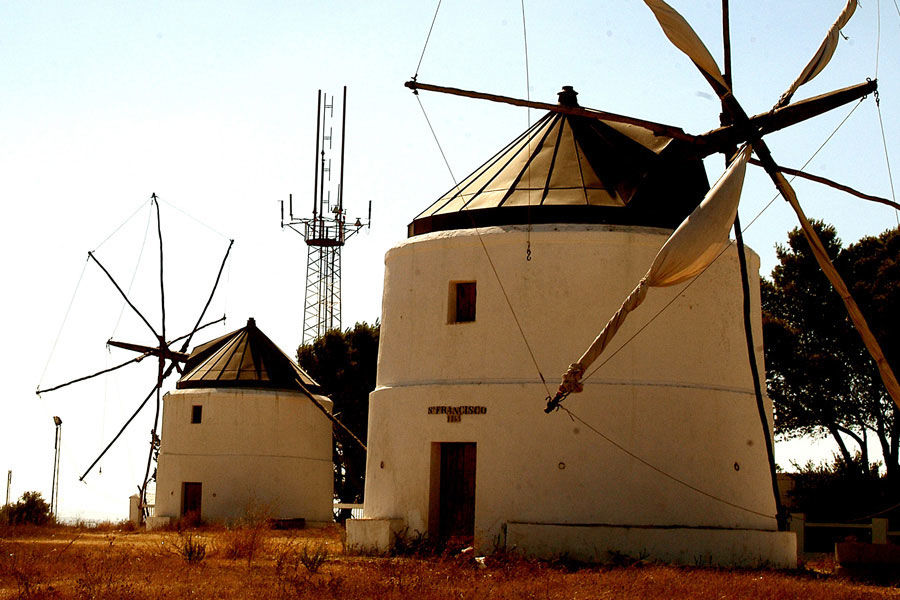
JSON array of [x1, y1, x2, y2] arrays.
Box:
[[2, 523, 899, 599]]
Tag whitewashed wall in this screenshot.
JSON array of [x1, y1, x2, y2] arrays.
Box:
[[156, 388, 333, 524], [365, 224, 781, 551]]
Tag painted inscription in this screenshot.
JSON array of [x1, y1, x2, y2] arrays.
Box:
[[427, 405, 487, 423]]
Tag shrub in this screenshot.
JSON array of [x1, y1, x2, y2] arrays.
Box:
[[168, 532, 207, 564], [3, 491, 52, 526], [298, 542, 329, 573], [220, 502, 271, 564]]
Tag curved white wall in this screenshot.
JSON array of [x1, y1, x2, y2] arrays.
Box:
[[156, 388, 333, 523], [365, 224, 778, 549]]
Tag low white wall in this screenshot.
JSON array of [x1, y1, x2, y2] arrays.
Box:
[[156, 388, 333, 523], [506, 523, 797, 568]]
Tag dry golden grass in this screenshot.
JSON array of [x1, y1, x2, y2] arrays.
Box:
[[1, 523, 898, 599]]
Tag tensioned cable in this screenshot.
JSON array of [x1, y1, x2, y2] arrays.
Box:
[[582, 97, 865, 384], [94, 197, 150, 252], [873, 91, 899, 225], [876, 0, 882, 78], [157, 196, 231, 241], [414, 0, 443, 78], [109, 203, 153, 339], [521, 0, 534, 261], [559, 405, 776, 519], [415, 95, 551, 397], [38, 257, 89, 388]]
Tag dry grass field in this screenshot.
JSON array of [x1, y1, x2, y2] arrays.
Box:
[[2, 522, 899, 599]]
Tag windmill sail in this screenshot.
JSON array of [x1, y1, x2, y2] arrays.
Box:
[[642, 0, 728, 90], [556, 146, 751, 397], [777, 0, 858, 108], [640, 0, 900, 413]]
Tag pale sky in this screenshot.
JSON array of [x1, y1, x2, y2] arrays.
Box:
[[2, 1, 897, 521]]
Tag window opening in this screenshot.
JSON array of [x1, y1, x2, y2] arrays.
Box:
[[450, 281, 476, 323]]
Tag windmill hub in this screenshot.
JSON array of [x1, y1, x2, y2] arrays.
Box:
[[557, 85, 579, 106]]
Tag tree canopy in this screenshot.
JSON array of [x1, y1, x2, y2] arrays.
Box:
[[296, 322, 379, 513], [762, 222, 899, 485]]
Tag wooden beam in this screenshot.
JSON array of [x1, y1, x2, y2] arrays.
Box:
[[715, 92, 900, 414], [405, 79, 700, 143], [749, 158, 900, 210], [696, 80, 877, 156], [107, 339, 190, 363]]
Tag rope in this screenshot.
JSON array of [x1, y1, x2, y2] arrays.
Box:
[[110, 203, 153, 338], [38, 257, 89, 388], [521, 0, 534, 261], [415, 95, 551, 396], [157, 195, 231, 241], [876, 0, 882, 79], [414, 0, 443, 78], [93, 197, 150, 252], [874, 90, 899, 225], [559, 405, 776, 520]]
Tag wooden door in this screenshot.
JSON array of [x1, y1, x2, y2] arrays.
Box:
[[181, 482, 202, 518], [438, 443, 476, 540]]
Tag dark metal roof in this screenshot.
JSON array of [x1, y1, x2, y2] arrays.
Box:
[[177, 317, 322, 393], [409, 86, 710, 237]]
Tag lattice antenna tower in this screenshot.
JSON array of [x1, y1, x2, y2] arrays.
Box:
[[281, 86, 371, 344]]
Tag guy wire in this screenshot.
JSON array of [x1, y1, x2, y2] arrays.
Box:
[[521, 0, 534, 261], [414, 0, 443, 78], [415, 95, 551, 396], [560, 405, 776, 520]]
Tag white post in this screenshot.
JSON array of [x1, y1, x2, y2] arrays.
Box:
[[129, 494, 142, 527], [790, 513, 805, 554], [872, 518, 888, 544]]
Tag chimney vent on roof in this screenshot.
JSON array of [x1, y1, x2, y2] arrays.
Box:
[[557, 85, 579, 107], [247, 317, 256, 328]]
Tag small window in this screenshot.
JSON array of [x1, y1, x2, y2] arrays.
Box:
[[191, 405, 202, 424], [450, 281, 476, 323]]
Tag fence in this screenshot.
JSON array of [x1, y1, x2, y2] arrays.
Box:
[[790, 513, 900, 553], [334, 503, 364, 519]]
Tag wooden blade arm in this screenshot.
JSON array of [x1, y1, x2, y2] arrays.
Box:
[[36, 355, 145, 395], [180, 240, 234, 353], [107, 339, 190, 363], [154, 196, 167, 348], [88, 251, 159, 339], [716, 92, 900, 413], [405, 79, 699, 143], [748, 158, 900, 210], [78, 365, 174, 482], [697, 80, 877, 157]]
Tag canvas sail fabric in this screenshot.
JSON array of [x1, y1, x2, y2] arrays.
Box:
[[558, 146, 751, 396], [642, 0, 728, 90], [777, 0, 858, 108]]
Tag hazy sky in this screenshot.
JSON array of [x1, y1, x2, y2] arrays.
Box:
[[2, 1, 897, 521]]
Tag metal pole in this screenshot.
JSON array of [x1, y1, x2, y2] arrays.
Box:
[[5, 470, 10, 506], [51, 416, 62, 517], [54, 424, 61, 516], [339, 86, 347, 212], [313, 90, 321, 218]]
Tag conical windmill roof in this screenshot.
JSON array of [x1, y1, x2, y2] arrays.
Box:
[[177, 317, 322, 393], [409, 86, 710, 237]]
